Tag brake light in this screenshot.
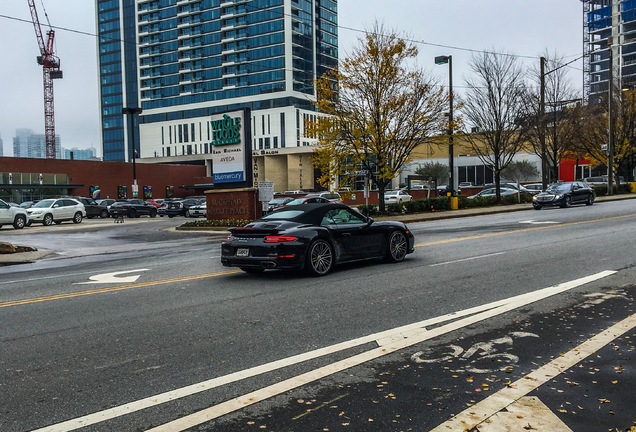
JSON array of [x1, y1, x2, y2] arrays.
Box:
[[264, 235, 297, 243]]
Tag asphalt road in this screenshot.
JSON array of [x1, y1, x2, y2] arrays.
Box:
[[0, 200, 635, 431]]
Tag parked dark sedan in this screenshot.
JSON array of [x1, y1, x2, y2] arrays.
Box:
[[532, 181, 595, 209], [108, 199, 158, 218], [158, 197, 204, 217], [221, 203, 415, 276], [69, 196, 109, 219]]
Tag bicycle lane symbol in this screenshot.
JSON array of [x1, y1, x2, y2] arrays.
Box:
[[410, 331, 539, 374]]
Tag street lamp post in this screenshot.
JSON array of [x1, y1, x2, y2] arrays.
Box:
[[435, 55, 454, 195], [122, 107, 143, 198]]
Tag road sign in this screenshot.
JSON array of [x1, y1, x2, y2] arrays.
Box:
[[258, 181, 274, 202]]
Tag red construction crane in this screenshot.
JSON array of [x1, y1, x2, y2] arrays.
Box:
[[28, 0, 63, 159]]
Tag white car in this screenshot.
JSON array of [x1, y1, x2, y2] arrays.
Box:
[[522, 183, 544, 194], [186, 202, 207, 218], [0, 199, 28, 229], [26, 198, 86, 226], [384, 189, 412, 204], [467, 187, 519, 199]]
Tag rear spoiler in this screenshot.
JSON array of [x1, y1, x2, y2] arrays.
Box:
[[229, 226, 281, 236]]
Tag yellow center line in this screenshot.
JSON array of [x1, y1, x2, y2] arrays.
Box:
[[415, 212, 636, 247], [4, 212, 636, 309], [0, 270, 241, 308]]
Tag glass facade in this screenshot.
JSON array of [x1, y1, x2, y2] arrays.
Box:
[[97, 0, 338, 161], [585, 0, 636, 102]]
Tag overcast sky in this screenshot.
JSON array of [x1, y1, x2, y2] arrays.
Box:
[[0, 1, 584, 157]]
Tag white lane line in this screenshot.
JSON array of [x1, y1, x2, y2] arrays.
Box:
[[34, 270, 616, 432], [475, 396, 574, 432], [430, 311, 636, 432], [144, 271, 616, 432], [479, 396, 574, 432], [429, 251, 505, 267]]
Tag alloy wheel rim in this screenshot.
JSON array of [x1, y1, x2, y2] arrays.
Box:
[[390, 232, 407, 260], [311, 241, 332, 274]]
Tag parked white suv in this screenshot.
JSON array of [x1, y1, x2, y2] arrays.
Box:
[[26, 198, 86, 226], [0, 199, 28, 229]]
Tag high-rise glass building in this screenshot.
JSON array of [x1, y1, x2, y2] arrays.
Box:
[[12, 128, 62, 159], [583, 0, 636, 103], [96, 0, 337, 191]]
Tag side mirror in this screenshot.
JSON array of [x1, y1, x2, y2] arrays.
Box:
[[367, 217, 374, 225]]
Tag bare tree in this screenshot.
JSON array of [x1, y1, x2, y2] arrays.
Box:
[[312, 22, 448, 213], [570, 89, 636, 183], [462, 50, 530, 201], [526, 52, 581, 183]]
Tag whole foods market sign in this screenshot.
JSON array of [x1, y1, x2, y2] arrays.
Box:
[[211, 108, 253, 186]]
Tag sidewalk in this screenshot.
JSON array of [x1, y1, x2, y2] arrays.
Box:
[[376, 192, 635, 223], [2, 194, 634, 266]]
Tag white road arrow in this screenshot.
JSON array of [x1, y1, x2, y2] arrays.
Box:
[[519, 220, 559, 225], [76, 269, 150, 284]]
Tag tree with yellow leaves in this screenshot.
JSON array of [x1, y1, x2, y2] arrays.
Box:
[[311, 23, 448, 213]]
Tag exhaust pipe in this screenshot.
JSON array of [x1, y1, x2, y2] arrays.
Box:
[[261, 261, 277, 268]]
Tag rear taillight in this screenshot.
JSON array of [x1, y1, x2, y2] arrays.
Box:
[[264, 235, 298, 243]]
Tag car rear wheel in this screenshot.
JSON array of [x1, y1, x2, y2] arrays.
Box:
[[305, 239, 334, 276], [561, 196, 572, 208], [43, 214, 53, 226], [386, 230, 408, 263], [13, 215, 26, 229], [586, 195, 595, 206], [128, 209, 137, 218], [73, 212, 83, 223]]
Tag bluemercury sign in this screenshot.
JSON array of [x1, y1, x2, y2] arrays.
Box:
[[210, 109, 252, 185]]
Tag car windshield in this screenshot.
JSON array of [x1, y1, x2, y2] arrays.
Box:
[[546, 184, 570, 192], [284, 198, 307, 206], [262, 210, 305, 220], [33, 199, 55, 208]]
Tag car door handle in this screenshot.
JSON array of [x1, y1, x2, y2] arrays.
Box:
[[342, 233, 351, 236]]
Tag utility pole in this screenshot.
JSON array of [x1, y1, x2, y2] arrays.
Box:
[[608, 47, 615, 195], [540, 57, 547, 188]]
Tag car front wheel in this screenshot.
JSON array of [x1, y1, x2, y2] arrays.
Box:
[[533, 203, 542, 210], [43, 214, 54, 226], [100, 209, 109, 218], [305, 239, 334, 276], [128, 209, 137, 218], [13, 215, 26, 229], [586, 195, 595, 206], [561, 196, 572, 208], [150, 209, 157, 218], [386, 230, 408, 263], [73, 212, 83, 223]]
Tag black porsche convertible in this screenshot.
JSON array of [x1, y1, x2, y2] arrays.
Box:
[[220, 203, 415, 276]]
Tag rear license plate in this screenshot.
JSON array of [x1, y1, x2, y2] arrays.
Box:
[[236, 248, 249, 257]]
